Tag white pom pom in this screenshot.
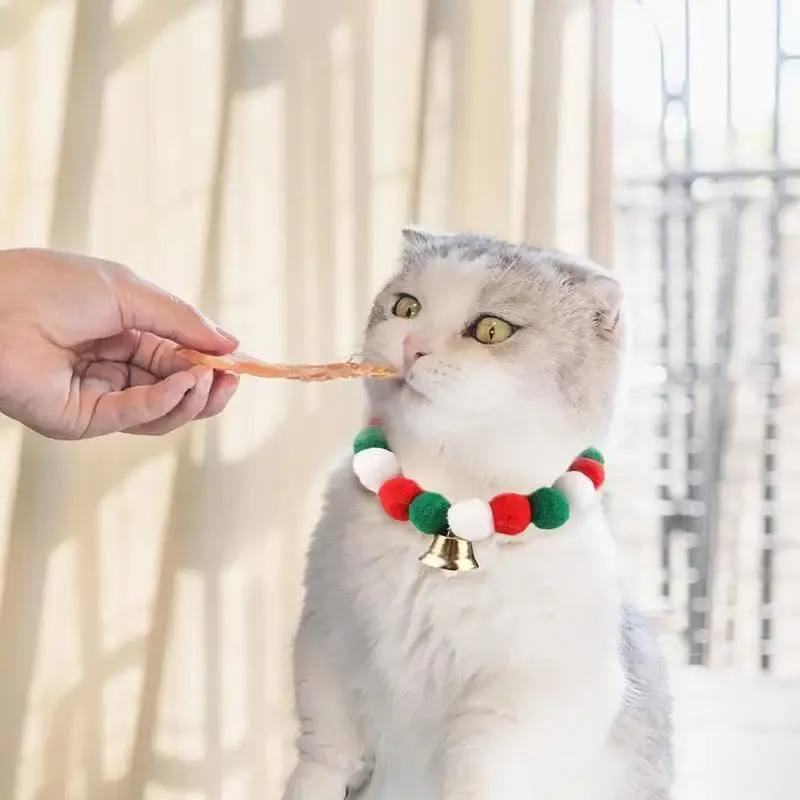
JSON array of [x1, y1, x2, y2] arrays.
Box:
[[553, 471, 597, 511], [353, 448, 400, 492], [447, 498, 494, 542]]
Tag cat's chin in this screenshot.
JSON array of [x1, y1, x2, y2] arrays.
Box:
[[400, 378, 433, 404], [377, 375, 433, 409]]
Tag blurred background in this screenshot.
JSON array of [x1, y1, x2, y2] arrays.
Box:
[[0, 0, 798, 798]]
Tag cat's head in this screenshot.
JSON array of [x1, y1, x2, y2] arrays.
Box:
[[363, 229, 626, 486]]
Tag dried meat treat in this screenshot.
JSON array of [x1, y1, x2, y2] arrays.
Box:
[[176, 348, 398, 382]]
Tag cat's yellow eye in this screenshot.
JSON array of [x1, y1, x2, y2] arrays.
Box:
[[392, 294, 422, 319], [470, 315, 516, 345]]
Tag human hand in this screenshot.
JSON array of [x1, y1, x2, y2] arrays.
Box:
[[0, 248, 240, 439]]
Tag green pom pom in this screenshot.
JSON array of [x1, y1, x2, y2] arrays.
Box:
[[409, 492, 450, 535], [580, 447, 604, 465], [353, 426, 389, 454], [529, 487, 570, 530]]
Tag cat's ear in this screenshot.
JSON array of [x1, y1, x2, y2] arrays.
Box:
[[401, 226, 430, 249], [585, 274, 623, 335], [556, 256, 623, 336]]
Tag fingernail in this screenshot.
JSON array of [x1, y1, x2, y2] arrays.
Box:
[[199, 312, 239, 344], [207, 319, 238, 343], [186, 369, 212, 396], [222, 379, 240, 401], [214, 325, 239, 344]]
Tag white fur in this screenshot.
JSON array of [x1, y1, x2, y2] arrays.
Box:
[[284, 239, 648, 799], [285, 461, 627, 800]]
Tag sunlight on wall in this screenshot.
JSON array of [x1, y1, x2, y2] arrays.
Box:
[[156, 571, 206, 763], [98, 452, 177, 781], [1, 0, 74, 241], [17, 538, 82, 800], [416, 30, 453, 231], [0, 1, 609, 797], [243, 0, 284, 39], [219, 559, 248, 752], [145, 785, 204, 800], [0, 425, 22, 599], [215, 80, 289, 461], [98, 453, 176, 655], [103, 664, 145, 784], [95, 1, 223, 285], [555, 4, 591, 251], [329, 22, 360, 357]]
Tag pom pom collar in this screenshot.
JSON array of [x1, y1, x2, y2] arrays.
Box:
[[352, 420, 605, 550]]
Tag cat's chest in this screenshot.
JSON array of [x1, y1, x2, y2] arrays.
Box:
[[337, 498, 619, 681]]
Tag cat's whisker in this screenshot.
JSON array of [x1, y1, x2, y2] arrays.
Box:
[[345, 350, 390, 365]]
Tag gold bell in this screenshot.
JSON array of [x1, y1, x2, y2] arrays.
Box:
[[419, 528, 479, 572]]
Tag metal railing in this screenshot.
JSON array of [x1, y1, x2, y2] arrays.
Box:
[[614, 0, 800, 672]]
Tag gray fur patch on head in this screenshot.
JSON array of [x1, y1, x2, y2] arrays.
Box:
[[399, 230, 620, 318], [400, 227, 544, 273], [367, 302, 388, 329], [370, 228, 622, 333]]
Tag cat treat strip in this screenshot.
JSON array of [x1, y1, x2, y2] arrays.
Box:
[[177, 348, 398, 382]]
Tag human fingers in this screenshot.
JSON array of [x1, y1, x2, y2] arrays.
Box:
[[90, 331, 223, 380], [195, 372, 239, 420], [122, 367, 238, 426], [112, 266, 239, 354], [122, 367, 216, 436], [82, 367, 205, 438], [82, 335, 237, 427]]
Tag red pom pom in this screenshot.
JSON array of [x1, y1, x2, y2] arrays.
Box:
[[489, 493, 531, 535], [368, 416, 383, 427], [568, 457, 605, 489], [378, 477, 423, 521]]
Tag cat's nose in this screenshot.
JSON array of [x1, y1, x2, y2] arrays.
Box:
[[402, 334, 431, 371]]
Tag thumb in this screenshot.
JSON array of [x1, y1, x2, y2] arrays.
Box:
[[84, 370, 199, 437], [114, 267, 239, 353]]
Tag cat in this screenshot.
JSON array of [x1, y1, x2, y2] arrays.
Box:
[[282, 229, 673, 800]]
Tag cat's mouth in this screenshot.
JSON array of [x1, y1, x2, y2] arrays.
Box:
[[398, 372, 431, 402]]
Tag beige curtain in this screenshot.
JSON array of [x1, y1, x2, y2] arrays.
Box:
[[0, 1, 613, 797]]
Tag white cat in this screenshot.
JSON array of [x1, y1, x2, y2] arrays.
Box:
[[283, 230, 672, 800]]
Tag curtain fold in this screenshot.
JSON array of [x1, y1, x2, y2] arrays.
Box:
[[0, 1, 613, 797]]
